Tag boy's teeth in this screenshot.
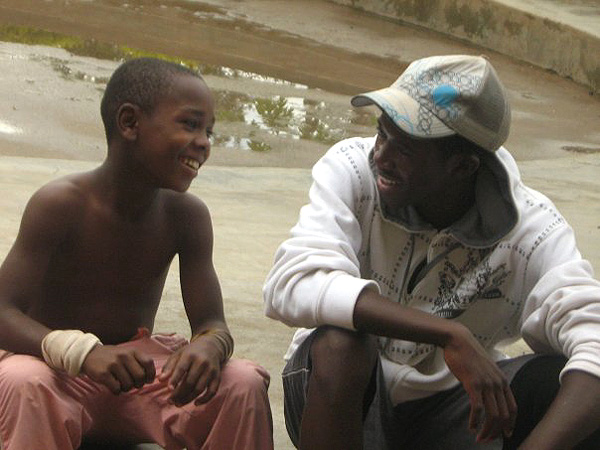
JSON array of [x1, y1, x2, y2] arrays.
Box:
[[181, 157, 200, 170]]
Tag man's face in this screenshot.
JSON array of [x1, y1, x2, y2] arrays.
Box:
[[372, 113, 454, 216], [135, 74, 215, 193]]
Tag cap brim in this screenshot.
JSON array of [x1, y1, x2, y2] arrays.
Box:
[[351, 88, 455, 139]]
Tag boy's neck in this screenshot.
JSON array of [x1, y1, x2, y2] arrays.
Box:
[[94, 158, 161, 220]]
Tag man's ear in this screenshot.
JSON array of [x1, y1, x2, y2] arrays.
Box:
[[116, 103, 141, 141], [447, 153, 480, 179]]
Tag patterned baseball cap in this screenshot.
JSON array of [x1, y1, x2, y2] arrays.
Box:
[[351, 55, 511, 153]]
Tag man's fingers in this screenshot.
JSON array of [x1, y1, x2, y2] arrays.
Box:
[[468, 391, 484, 433], [503, 384, 518, 437], [492, 386, 512, 440], [477, 388, 502, 443]]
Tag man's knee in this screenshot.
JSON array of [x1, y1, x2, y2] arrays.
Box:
[[309, 327, 377, 394]]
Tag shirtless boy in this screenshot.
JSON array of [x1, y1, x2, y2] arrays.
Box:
[[0, 58, 273, 450]]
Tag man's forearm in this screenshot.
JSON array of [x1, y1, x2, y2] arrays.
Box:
[[353, 288, 461, 346], [519, 370, 600, 450]]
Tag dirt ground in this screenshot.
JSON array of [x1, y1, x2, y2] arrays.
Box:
[[0, 1, 599, 449]]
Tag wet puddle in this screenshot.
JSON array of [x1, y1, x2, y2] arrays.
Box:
[[3, 0, 598, 166], [0, 2, 384, 167], [0, 120, 23, 136]]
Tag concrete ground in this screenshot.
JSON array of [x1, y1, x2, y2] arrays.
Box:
[[0, 1, 599, 449]]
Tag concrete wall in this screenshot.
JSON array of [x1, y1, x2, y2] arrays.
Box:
[[330, 0, 600, 94]]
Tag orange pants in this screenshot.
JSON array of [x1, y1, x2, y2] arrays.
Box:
[[0, 333, 273, 450]]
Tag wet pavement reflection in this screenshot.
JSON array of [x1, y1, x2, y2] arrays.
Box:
[[0, 23, 378, 164], [2, 0, 598, 165]]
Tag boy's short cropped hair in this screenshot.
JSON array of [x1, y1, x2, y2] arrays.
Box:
[[100, 58, 203, 140]]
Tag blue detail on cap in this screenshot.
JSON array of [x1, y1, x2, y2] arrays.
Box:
[[432, 85, 458, 108]]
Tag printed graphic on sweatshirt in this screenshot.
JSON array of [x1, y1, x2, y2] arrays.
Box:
[[435, 251, 510, 319], [383, 247, 512, 365]]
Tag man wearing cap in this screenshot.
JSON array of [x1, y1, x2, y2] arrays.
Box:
[[263, 54, 600, 449]]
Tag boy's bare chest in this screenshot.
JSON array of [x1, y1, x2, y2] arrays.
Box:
[[52, 208, 178, 286], [35, 206, 180, 339]]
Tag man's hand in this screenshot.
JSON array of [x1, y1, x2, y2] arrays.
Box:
[[158, 337, 222, 406], [81, 345, 156, 394], [443, 325, 517, 443], [354, 289, 517, 442]]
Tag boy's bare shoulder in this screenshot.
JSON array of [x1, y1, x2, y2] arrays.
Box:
[[14, 172, 95, 250], [160, 190, 213, 241], [26, 172, 91, 220], [162, 190, 210, 219]]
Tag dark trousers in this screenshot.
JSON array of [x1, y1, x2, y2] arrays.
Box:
[[504, 355, 600, 449], [283, 333, 600, 449]]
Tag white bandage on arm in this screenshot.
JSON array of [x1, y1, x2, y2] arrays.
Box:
[[41, 329, 102, 376]]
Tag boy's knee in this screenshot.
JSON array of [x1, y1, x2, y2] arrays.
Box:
[[0, 355, 57, 393], [219, 359, 270, 399]]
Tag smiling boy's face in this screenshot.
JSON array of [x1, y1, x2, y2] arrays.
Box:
[[134, 73, 215, 192]]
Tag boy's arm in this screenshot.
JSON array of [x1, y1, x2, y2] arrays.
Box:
[[0, 184, 72, 355], [159, 194, 231, 406]]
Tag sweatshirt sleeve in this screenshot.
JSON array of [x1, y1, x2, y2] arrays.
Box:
[[263, 138, 380, 330], [520, 222, 600, 381]]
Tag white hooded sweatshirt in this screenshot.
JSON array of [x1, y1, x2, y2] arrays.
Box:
[[263, 136, 600, 405]]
